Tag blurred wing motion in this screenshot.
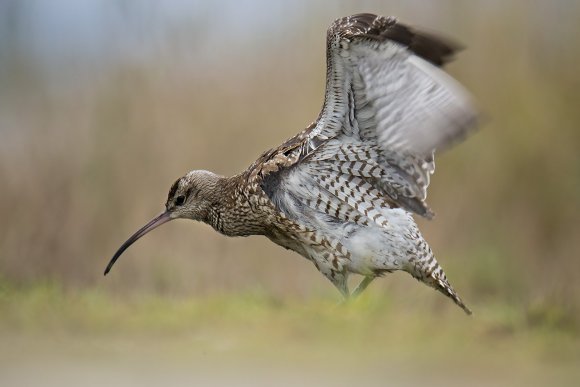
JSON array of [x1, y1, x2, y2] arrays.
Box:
[[252, 13, 478, 222]]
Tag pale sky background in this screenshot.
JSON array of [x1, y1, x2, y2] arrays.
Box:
[[0, 1, 576, 87]]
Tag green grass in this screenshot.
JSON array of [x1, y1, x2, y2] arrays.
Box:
[[1, 283, 579, 386]]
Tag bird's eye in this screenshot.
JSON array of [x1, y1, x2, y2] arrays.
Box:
[[175, 195, 186, 206]]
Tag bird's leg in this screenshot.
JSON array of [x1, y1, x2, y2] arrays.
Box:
[[334, 277, 350, 300], [326, 271, 350, 301], [350, 276, 375, 298]]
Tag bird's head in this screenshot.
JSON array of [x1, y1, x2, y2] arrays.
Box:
[[165, 170, 222, 220], [104, 170, 222, 275]]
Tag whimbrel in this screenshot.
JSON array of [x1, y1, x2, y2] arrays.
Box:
[[105, 14, 477, 314]]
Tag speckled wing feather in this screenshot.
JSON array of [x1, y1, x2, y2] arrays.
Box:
[[315, 13, 477, 154], [255, 13, 477, 225]]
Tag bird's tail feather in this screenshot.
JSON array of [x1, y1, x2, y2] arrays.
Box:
[[410, 259, 472, 315], [433, 276, 472, 315]]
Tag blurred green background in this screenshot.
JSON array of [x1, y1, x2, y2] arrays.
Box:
[[1, 1, 579, 386]]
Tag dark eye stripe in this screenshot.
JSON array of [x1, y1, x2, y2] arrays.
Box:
[[168, 178, 180, 202]]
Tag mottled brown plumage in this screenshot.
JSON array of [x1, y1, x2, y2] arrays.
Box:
[[105, 14, 477, 314]]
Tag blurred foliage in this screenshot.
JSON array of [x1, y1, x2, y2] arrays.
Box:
[[1, 2, 580, 384]]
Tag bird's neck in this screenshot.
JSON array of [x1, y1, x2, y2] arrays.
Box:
[[205, 174, 265, 237]]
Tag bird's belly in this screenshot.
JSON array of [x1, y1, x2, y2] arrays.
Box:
[[268, 208, 420, 276], [265, 228, 311, 260], [325, 209, 418, 275], [341, 226, 409, 275]]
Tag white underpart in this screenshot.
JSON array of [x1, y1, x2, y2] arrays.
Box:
[[277, 166, 421, 276], [345, 209, 415, 275]]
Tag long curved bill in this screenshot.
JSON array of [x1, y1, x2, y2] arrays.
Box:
[[104, 211, 172, 275]]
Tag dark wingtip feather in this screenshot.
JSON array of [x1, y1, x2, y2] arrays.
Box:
[[331, 13, 463, 67], [383, 23, 462, 66]]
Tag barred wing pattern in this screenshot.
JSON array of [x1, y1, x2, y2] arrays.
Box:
[[258, 13, 477, 224]]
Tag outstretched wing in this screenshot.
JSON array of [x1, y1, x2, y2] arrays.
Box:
[[254, 13, 477, 226], [316, 14, 476, 154]]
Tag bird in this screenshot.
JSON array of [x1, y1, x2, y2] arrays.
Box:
[[105, 13, 477, 314]]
